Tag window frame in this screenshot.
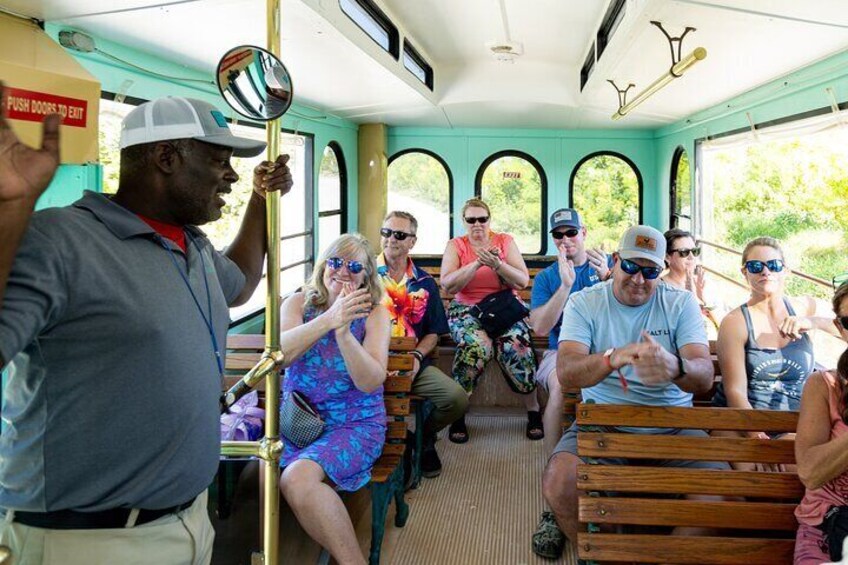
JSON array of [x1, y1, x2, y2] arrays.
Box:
[[387, 148, 454, 252], [568, 150, 644, 224], [474, 149, 548, 256], [317, 141, 348, 256], [669, 146, 691, 230], [402, 39, 434, 90], [339, 0, 400, 59]]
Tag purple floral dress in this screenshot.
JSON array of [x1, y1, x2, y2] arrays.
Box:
[[279, 305, 386, 491]]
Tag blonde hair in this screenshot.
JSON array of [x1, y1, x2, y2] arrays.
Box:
[[461, 198, 491, 219], [304, 233, 383, 309], [742, 236, 784, 264]]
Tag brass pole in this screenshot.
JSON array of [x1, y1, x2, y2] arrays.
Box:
[[263, 0, 283, 563]]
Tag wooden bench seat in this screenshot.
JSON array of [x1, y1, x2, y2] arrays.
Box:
[[575, 403, 801, 565], [220, 334, 416, 565]]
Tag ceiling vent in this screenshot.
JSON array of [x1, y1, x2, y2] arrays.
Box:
[[486, 40, 523, 63]]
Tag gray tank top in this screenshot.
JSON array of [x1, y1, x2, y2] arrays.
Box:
[[713, 299, 814, 410]]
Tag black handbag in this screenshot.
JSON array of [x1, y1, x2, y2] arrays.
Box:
[[280, 390, 325, 449], [823, 505, 848, 561], [469, 288, 529, 338]]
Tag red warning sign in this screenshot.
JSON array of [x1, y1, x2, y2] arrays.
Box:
[[4, 87, 88, 128]]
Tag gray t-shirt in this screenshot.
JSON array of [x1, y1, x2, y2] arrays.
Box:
[[558, 281, 708, 407], [0, 191, 245, 512]]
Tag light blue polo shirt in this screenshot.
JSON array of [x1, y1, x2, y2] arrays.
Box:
[[0, 191, 245, 512], [558, 281, 707, 407]]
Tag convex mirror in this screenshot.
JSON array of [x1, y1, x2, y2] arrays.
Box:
[[216, 45, 293, 121]]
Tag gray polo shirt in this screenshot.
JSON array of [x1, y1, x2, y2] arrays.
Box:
[[0, 191, 245, 512]]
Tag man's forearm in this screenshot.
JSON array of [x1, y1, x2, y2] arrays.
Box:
[[674, 356, 714, 395], [415, 333, 439, 358], [557, 351, 611, 390], [530, 284, 570, 336]]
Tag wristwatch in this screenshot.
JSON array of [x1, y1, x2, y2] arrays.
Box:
[[411, 350, 425, 363]]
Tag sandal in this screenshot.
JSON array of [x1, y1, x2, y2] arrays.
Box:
[[526, 410, 544, 441], [448, 415, 469, 444]]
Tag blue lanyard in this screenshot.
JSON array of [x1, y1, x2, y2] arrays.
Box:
[[156, 233, 224, 377]]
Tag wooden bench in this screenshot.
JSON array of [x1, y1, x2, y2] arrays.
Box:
[[575, 403, 802, 565], [220, 334, 416, 565]]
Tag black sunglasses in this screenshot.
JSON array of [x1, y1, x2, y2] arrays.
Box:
[[620, 258, 662, 280], [327, 256, 365, 274], [380, 228, 415, 241], [744, 259, 784, 274], [551, 228, 580, 240], [840, 316, 848, 331], [671, 247, 701, 258], [464, 216, 489, 224]]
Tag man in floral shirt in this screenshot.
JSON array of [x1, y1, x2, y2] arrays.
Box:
[[377, 211, 467, 478]]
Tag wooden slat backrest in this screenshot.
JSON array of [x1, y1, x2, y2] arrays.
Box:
[[576, 404, 798, 432], [575, 402, 802, 564]]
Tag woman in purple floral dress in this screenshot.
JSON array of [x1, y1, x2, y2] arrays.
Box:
[[277, 233, 389, 564]]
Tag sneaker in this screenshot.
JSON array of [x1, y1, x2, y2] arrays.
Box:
[[532, 511, 565, 559], [421, 444, 442, 478]]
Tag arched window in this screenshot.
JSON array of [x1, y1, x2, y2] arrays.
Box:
[[475, 151, 545, 255], [387, 149, 452, 254], [318, 142, 347, 257], [570, 152, 642, 250], [670, 146, 692, 231]]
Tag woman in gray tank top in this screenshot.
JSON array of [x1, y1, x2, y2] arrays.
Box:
[[713, 237, 836, 420]]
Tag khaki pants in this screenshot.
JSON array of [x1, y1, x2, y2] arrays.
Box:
[[0, 491, 214, 565], [412, 364, 469, 434]]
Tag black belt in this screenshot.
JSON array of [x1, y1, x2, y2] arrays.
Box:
[[9, 497, 196, 530]]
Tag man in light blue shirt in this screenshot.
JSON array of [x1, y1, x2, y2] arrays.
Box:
[[540, 225, 718, 550]]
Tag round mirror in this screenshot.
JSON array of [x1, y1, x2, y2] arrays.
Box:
[[216, 45, 293, 121]]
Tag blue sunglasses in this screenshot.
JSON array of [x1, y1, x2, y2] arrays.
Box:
[[327, 257, 365, 274], [619, 258, 662, 280], [744, 259, 784, 274]]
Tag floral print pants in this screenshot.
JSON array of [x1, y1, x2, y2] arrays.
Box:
[[447, 301, 537, 395]]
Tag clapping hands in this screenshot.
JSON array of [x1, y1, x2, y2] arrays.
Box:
[[475, 247, 501, 270]]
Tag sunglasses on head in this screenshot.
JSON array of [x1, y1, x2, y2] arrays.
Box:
[[464, 216, 489, 224], [551, 228, 580, 240], [672, 247, 701, 258], [620, 258, 662, 280], [327, 257, 365, 274], [833, 273, 848, 289], [380, 228, 414, 241], [744, 259, 784, 274]]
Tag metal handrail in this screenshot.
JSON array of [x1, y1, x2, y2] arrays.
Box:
[[698, 238, 832, 288]]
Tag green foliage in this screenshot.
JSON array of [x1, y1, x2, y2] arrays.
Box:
[[388, 152, 449, 210], [480, 156, 543, 253], [674, 151, 691, 216], [708, 133, 848, 299], [572, 155, 639, 250]]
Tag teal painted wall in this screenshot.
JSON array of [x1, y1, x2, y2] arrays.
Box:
[[387, 128, 656, 255], [40, 25, 361, 250], [36, 164, 102, 210]]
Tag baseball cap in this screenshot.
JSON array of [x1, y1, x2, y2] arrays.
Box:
[[618, 225, 666, 267], [549, 208, 582, 231], [120, 97, 266, 158]]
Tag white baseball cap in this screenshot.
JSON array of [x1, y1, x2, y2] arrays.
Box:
[[120, 97, 266, 158], [618, 225, 666, 267]]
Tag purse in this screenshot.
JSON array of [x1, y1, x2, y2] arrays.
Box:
[[469, 288, 530, 338], [823, 505, 848, 561], [279, 390, 325, 449]]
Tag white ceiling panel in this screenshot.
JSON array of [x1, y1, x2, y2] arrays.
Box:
[[3, 0, 848, 128]]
